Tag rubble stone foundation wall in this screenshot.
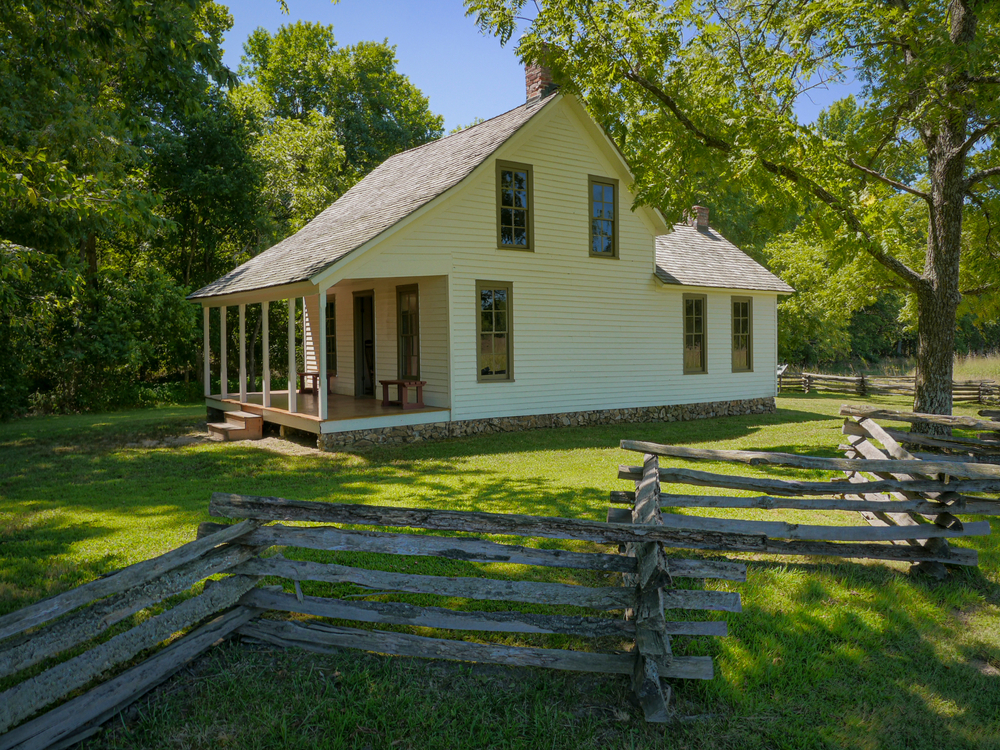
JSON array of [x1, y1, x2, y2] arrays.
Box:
[[317, 396, 776, 451]]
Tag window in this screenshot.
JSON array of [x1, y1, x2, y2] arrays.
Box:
[[589, 176, 618, 257], [325, 298, 337, 374], [683, 294, 707, 374], [397, 285, 419, 379], [496, 161, 533, 250], [732, 296, 752, 372], [477, 281, 512, 381]]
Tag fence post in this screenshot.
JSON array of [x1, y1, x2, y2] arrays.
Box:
[[803, 374, 811, 394], [858, 375, 867, 398], [629, 453, 672, 722]]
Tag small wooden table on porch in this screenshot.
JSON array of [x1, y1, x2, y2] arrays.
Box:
[[380, 379, 427, 410], [298, 371, 335, 394]]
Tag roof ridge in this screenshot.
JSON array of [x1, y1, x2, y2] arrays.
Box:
[[377, 91, 559, 165]]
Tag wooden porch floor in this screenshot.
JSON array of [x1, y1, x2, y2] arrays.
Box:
[[207, 391, 449, 435]]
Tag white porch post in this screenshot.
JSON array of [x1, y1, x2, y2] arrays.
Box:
[[318, 290, 328, 420], [239, 303, 247, 403], [262, 301, 271, 407], [288, 297, 297, 414], [202, 306, 210, 397], [220, 306, 228, 397]]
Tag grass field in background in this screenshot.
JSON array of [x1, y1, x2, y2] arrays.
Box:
[[1, 394, 998, 749], [795, 351, 1000, 382]]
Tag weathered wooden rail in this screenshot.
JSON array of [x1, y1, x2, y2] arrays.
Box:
[[0, 521, 264, 750], [837, 405, 1000, 577], [611, 434, 996, 573], [0, 494, 748, 743], [206, 491, 743, 724], [793, 373, 997, 403]]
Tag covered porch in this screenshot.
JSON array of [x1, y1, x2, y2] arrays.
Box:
[[199, 275, 450, 437]]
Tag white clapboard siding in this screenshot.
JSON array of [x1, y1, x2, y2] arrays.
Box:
[[320, 98, 778, 421], [324, 276, 450, 408], [302, 294, 320, 375]]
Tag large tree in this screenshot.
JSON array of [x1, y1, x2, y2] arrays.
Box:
[[240, 21, 444, 182], [468, 0, 1000, 416]]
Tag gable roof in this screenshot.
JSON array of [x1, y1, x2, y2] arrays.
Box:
[[655, 224, 794, 294], [189, 93, 559, 300]]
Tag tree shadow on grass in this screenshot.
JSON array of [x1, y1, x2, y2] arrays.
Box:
[[689, 560, 1000, 750], [0, 512, 117, 616]]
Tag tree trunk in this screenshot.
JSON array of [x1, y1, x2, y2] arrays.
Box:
[[913, 112, 966, 427]]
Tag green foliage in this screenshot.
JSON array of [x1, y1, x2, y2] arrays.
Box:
[[232, 86, 346, 236], [449, 117, 487, 134], [2, 260, 199, 417], [240, 21, 444, 181], [138, 90, 270, 288], [0, 0, 236, 252]]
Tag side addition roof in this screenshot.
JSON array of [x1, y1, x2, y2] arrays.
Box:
[[655, 224, 794, 294], [189, 93, 559, 300]]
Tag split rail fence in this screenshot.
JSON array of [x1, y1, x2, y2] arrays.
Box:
[[0, 491, 752, 745], [5, 421, 996, 746], [777, 371, 998, 404], [839, 404, 1000, 577], [611, 435, 997, 572]]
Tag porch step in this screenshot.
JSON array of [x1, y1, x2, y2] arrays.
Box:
[[208, 410, 263, 441]]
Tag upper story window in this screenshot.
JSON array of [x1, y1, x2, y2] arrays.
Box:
[[496, 161, 533, 250], [732, 296, 752, 372], [397, 285, 420, 379], [683, 294, 707, 374], [589, 176, 618, 258], [325, 298, 337, 374]]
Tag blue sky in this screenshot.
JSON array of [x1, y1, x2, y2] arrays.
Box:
[[223, 0, 528, 132], [222, 0, 856, 131]]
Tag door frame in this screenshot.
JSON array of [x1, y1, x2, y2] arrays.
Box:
[[353, 290, 376, 398]]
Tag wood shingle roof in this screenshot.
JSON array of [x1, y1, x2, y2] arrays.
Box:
[[655, 224, 794, 294], [189, 93, 559, 300]]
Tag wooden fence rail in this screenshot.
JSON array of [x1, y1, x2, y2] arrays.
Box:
[[778, 372, 998, 403], [0, 521, 263, 750], [614, 433, 996, 573], [208, 490, 742, 724], [0, 487, 749, 744]]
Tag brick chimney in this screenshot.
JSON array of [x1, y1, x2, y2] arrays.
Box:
[[525, 62, 557, 102], [690, 205, 710, 231]]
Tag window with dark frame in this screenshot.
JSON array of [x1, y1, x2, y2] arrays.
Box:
[[497, 162, 532, 250], [325, 298, 337, 374], [397, 286, 419, 380], [477, 282, 512, 380], [683, 294, 707, 374], [732, 297, 752, 372], [589, 176, 617, 257]]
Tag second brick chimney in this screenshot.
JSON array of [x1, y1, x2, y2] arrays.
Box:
[[690, 205, 710, 231], [526, 62, 558, 102]]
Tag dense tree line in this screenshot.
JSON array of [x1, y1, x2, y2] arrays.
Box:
[[0, 4, 442, 418]]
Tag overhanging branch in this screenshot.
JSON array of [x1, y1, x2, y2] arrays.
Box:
[[966, 165, 1000, 190], [620, 68, 926, 291], [846, 159, 931, 201]]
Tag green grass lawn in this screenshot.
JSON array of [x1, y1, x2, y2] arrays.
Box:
[[1, 394, 999, 749]]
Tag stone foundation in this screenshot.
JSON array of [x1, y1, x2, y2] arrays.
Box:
[[317, 396, 776, 451]]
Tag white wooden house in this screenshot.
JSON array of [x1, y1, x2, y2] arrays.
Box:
[[189, 65, 793, 449]]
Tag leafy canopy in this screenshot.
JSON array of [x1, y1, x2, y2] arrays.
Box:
[[240, 21, 444, 180]]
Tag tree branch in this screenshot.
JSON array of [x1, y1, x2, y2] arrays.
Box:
[[845, 159, 931, 201], [960, 285, 996, 296], [965, 165, 1000, 190], [620, 68, 926, 291], [959, 122, 997, 156]]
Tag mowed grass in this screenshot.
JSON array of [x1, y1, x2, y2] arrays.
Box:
[[1, 394, 999, 749]]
